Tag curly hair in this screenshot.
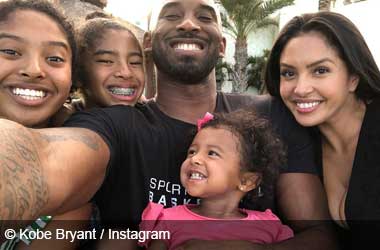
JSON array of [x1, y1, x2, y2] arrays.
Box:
[[200, 109, 286, 210], [0, 0, 77, 82], [85, 11, 111, 21]]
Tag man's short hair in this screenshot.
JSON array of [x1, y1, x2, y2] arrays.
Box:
[[147, 0, 222, 31]]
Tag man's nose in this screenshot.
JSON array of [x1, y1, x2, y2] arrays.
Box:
[[176, 17, 201, 32]]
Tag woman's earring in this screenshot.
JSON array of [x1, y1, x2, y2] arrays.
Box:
[[257, 186, 264, 197]]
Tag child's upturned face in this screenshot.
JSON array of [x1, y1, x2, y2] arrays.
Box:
[[180, 127, 242, 199], [0, 10, 72, 127], [84, 29, 145, 107]]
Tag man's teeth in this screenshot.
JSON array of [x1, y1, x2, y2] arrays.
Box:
[[297, 102, 320, 109], [12, 88, 46, 100], [190, 172, 206, 180], [174, 43, 201, 51], [108, 87, 135, 96]]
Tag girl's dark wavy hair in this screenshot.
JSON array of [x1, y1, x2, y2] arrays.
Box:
[[200, 109, 286, 210], [265, 11, 380, 102], [76, 17, 142, 88], [0, 0, 77, 83]]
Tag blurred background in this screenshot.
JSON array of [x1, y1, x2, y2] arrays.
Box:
[[53, 0, 379, 95]]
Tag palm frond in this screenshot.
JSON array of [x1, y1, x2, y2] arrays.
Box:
[[220, 0, 294, 36], [218, 0, 294, 93], [221, 13, 238, 38], [261, 0, 294, 18]]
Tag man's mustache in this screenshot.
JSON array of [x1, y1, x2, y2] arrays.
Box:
[[166, 32, 209, 42]]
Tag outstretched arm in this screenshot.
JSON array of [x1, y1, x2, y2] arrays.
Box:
[[0, 119, 109, 222]]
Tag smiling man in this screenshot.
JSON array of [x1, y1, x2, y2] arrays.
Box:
[[149, 0, 222, 84], [1, 0, 338, 249]]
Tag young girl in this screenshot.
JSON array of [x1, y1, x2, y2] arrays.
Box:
[[0, 0, 91, 249], [52, 16, 146, 127], [75, 17, 145, 108], [140, 109, 293, 250], [71, 16, 148, 250]]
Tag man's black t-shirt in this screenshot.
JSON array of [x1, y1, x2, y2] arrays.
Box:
[[64, 93, 316, 228]]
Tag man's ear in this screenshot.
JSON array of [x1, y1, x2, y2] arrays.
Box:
[[238, 172, 262, 193], [219, 37, 226, 58], [143, 31, 153, 51]]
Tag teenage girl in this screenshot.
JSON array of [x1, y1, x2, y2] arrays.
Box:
[[0, 0, 91, 249]]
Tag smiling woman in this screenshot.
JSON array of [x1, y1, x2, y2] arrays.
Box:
[[265, 11, 380, 248]]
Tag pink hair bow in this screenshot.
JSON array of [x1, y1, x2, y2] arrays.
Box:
[[197, 112, 214, 131]]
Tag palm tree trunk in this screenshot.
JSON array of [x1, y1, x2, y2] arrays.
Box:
[[233, 36, 248, 93]]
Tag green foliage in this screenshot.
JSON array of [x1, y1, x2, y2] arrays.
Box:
[[220, 0, 294, 39], [247, 49, 270, 93], [219, 0, 294, 93], [215, 58, 233, 91]]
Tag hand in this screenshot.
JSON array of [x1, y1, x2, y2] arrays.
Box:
[[144, 47, 153, 59], [138, 94, 149, 104]]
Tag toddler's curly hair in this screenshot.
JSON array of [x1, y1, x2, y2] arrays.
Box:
[[200, 109, 286, 210]]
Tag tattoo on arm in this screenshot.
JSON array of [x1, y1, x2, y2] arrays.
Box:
[[0, 124, 101, 235], [40, 132, 99, 151], [0, 126, 48, 227]]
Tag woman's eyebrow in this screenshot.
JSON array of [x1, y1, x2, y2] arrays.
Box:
[[306, 58, 336, 68]]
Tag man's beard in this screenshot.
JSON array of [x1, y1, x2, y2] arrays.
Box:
[[152, 41, 220, 85]]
